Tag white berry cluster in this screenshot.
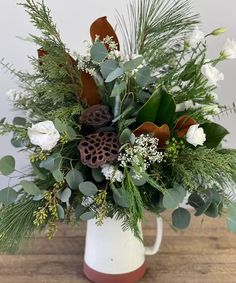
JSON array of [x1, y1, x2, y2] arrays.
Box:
[[101, 164, 123, 183], [118, 134, 163, 178]]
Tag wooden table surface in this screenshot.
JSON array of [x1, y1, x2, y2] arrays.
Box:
[[0, 212, 236, 283]]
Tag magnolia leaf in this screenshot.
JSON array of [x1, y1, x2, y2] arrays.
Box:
[[172, 208, 191, 229], [90, 16, 120, 50], [136, 66, 151, 87], [80, 211, 96, 221], [21, 180, 41, 196], [123, 56, 143, 72], [80, 71, 101, 106], [60, 187, 72, 203], [175, 115, 197, 138], [57, 204, 65, 220], [79, 181, 98, 196], [134, 122, 170, 148], [13, 117, 26, 126], [0, 155, 15, 176], [65, 169, 84, 190], [100, 59, 118, 79], [105, 67, 124, 83], [227, 203, 236, 233], [91, 42, 108, 63], [201, 123, 229, 148], [92, 168, 104, 183], [111, 81, 126, 97], [0, 187, 17, 205]]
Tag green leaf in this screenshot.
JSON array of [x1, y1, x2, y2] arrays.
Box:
[[54, 118, 67, 133], [0, 187, 17, 205], [92, 168, 104, 183], [65, 169, 84, 190], [100, 59, 118, 78], [112, 186, 129, 208], [60, 187, 72, 203], [194, 191, 213, 216], [40, 155, 62, 173], [137, 89, 161, 123], [227, 203, 236, 233], [0, 155, 15, 176], [66, 126, 77, 140], [57, 204, 65, 220], [52, 169, 64, 182], [201, 123, 229, 148], [13, 117, 27, 126], [32, 165, 47, 180], [79, 181, 98, 196], [172, 208, 191, 229], [75, 204, 87, 219], [21, 180, 41, 196], [163, 188, 184, 209], [33, 193, 44, 201], [205, 203, 219, 218], [136, 66, 151, 87], [80, 211, 96, 221], [11, 137, 24, 148], [119, 128, 135, 145], [90, 42, 108, 63], [123, 56, 143, 72], [105, 67, 124, 83], [136, 88, 176, 126], [188, 193, 204, 209], [111, 81, 126, 97], [130, 170, 146, 186]]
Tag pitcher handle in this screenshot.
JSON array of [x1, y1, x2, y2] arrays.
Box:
[[144, 216, 163, 256]]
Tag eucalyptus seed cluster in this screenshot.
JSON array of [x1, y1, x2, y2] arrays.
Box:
[[30, 150, 48, 162], [164, 138, 185, 161], [94, 190, 109, 226], [60, 133, 69, 144]]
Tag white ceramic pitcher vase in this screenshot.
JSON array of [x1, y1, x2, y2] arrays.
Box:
[[83, 216, 163, 283]]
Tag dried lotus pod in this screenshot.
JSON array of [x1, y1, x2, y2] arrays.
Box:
[[78, 132, 119, 168], [79, 105, 112, 128]]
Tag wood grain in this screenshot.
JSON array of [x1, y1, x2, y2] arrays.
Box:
[[0, 212, 236, 283]]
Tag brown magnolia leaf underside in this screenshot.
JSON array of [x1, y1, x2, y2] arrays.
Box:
[[134, 122, 170, 148], [175, 115, 197, 138], [90, 16, 120, 50]]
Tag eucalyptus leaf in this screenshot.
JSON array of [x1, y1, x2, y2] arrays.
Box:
[[33, 193, 45, 201], [90, 42, 108, 63], [21, 180, 41, 196], [0, 187, 17, 205], [123, 56, 143, 72], [66, 126, 77, 140], [54, 118, 67, 133], [0, 155, 15, 176], [112, 186, 129, 208], [227, 203, 236, 233], [119, 128, 134, 144], [32, 165, 47, 180], [40, 155, 62, 173], [111, 81, 126, 97], [11, 137, 24, 148], [80, 211, 96, 221], [79, 181, 98, 196], [172, 207, 191, 229], [13, 117, 26, 126], [100, 59, 118, 78], [57, 204, 65, 220], [136, 66, 151, 87], [65, 169, 84, 190], [60, 187, 72, 203], [92, 168, 104, 183], [105, 67, 124, 83], [75, 204, 87, 219], [163, 188, 184, 209], [52, 169, 64, 182]]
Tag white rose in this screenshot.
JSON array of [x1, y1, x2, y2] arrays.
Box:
[[186, 27, 205, 47], [201, 63, 224, 86], [186, 124, 206, 147], [28, 121, 60, 151], [222, 38, 236, 59]]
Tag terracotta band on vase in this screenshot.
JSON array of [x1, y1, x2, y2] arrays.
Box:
[[83, 261, 147, 283]]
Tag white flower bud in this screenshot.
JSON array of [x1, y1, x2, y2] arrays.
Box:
[[201, 63, 224, 86]]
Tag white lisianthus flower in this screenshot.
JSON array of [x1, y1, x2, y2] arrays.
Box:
[[202, 104, 220, 115], [28, 121, 60, 151], [6, 89, 30, 101], [101, 164, 123, 183], [210, 92, 218, 101], [186, 124, 206, 147], [222, 38, 236, 59], [201, 63, 224, 86], [186, 27, 204, 47]]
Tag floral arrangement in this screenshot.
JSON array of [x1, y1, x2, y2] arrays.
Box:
[[1, 0, 236, 252]]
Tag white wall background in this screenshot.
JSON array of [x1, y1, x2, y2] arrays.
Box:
[[0, 0, 235, 187]]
